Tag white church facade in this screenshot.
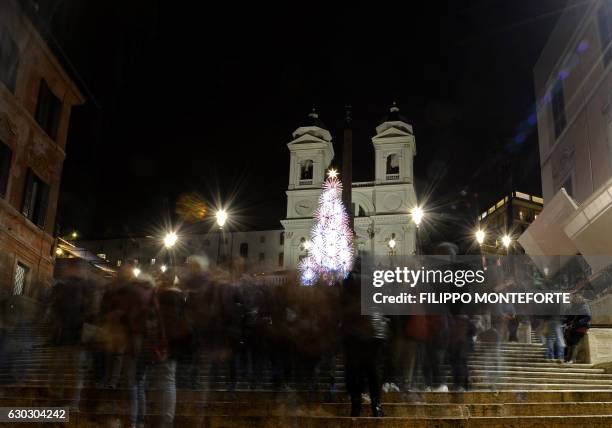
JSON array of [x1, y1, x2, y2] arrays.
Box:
[[78, 105, 418, 275], [281, 106, 418, 269]]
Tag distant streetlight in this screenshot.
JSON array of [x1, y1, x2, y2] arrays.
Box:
[[475, 229, 485, 245], [160, 264, 167, 273], [133, 267, 141, 277], [502, 234, 512, 249], [163, 232, 178, 248], [411, 206, 424, 227], [71, 231, 78, 239], [388, 238, 396, 249], [216, 208, 229, 266], [216, 209, 228, 228]]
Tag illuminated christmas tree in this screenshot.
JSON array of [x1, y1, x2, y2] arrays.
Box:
[[299, 169, 354, 285]]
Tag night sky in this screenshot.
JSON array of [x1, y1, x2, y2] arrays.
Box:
[[31, 0, 571, 241]]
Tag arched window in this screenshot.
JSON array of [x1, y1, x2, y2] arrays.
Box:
[[0, 24, 19, 93], [239, 242, 248, 258], [386, 154, 399, 175], [300, 159, 313, 181]]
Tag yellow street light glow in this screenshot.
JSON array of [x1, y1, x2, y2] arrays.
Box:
[[502, 235, 512, 248], [133, 267, 141, 277], [216, 209, 228, 228], [411, 206, 424, 226], [163, 232, 178, 248], [475, 229, 485, 245], [160, 264, 167, 273], [327, 169, 338, 178], [55, 247, 64, 256], [388, 238, 396, 249], [71, 231, 78, 239]]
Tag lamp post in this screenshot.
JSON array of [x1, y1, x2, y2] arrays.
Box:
[[163, 231, 178, 268], [410, 206, 424, 254], [475, 229, 485, 246], [216, 209, 228, 266], [502, 234, 512, 254]]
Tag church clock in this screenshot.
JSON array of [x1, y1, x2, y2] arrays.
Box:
[[295, 199, 314, 216]]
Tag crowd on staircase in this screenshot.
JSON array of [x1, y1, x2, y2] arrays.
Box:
[[0, 252, 593, 427]]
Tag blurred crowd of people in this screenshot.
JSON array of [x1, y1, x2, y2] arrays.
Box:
[[17, 254, 589, 425]]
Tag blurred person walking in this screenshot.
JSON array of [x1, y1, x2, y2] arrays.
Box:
[[117, 274, 165, 428], [342, 262, 387, 417], [47, 264, 95, 410], [156, 270, 188, 428], [564, 294, 591, 364]]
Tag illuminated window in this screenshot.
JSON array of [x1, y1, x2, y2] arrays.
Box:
[[515, 191, 530, 200], [13, 262, 28, 295], [117, 260, 122, 267], [150, 258, 156, 265]]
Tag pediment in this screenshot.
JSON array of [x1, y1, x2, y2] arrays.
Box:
[[373, 125, 412, 140], [288, 133, 330, 147]]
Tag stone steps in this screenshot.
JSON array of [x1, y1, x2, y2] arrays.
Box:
[[3, 398, 612, 418], [64, 413, 612, 427]]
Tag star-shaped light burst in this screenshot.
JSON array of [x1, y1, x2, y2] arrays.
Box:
[[327, 168, 338, 179]]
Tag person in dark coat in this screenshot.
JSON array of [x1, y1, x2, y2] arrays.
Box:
[[117, 274, 161, 428], [342, 264, 387, 417], [47, 265, 95, 409], [156, 271, 187, 428], [564, 293, 591, 364]]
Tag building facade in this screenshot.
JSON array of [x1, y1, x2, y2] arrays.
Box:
[[0, 1, 84, 300], [79, 229, 286, 277], [477, 191, 543, 254], [281, 106, 418, 268], [522, 0, 612, 333]]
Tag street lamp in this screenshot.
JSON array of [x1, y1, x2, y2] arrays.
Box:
[[216, 209, 229, 266], [163, 232, 178, 248], [502, 234, 512, 249], [410, 206, 424, 227], [133, 267, 141, 278], [475, 229, 485, 246], [216, 209, 228, 228], [160, 264, 167, 273], [411, 206, 424, 254], [388, 236, 397, 256], [71, 231, 78, 240]]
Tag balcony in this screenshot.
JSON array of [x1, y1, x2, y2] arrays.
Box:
[[298, 179, 313, 186], [386, 174, 400, 181]]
